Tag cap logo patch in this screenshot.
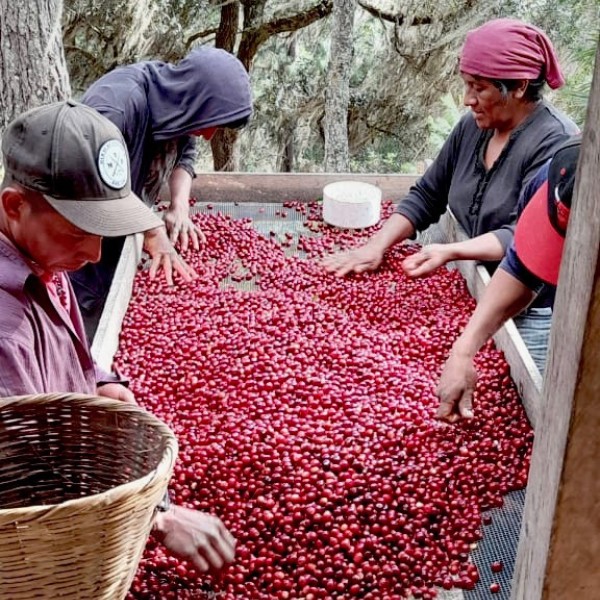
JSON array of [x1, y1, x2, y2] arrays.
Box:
[[98, 139, 128, 189]]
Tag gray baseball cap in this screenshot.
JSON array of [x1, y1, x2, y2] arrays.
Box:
[[1, 100, 163, 236]]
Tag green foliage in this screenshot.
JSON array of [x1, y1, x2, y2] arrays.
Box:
[[554, 29, 598, 128], [427, 93, 464, 154], [500, 0, 599, 127]]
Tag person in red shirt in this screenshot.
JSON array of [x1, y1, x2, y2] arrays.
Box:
[[436, 138, 581, 421]]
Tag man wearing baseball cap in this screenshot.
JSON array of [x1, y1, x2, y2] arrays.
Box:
[[435, 137, 581, 422], [0, 101, 235, 572]]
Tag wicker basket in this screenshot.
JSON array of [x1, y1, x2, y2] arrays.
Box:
[[0, 393, 178, 599]]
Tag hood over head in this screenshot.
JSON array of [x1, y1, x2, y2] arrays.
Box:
[[145, 47, 253, 140]]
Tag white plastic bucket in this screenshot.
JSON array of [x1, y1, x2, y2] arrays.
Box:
[[322, 181, 382, 229]]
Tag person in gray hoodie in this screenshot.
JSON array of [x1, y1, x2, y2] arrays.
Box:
[[72, 47, 253, 334]]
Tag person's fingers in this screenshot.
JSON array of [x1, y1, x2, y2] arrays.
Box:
[[195, 225, 206, 246], [189, 553, 210, 573], [405, 261, 435, 278], [189, 226, 200, 252], [353, 262, 372, 274], [213, 524, 236, 563], [169, 224, 180, 245], [173, 256, 197, 282], [122, 387, 137, 404], [333, 256, 363, 276], [180, 227, 189, 253], [458, 390, 474, 419], [321, 256, 340, 271], [197, 538, 225, 571], [221, 526, 237, 557], [148, 255, 161, 280], [435, 397, 461, 423], [163, 255, 174, 287], [334, 263, 356, 277], [435, 398, 453, 419], [402, 254, 424, 270], [436, 407, 460, 424]]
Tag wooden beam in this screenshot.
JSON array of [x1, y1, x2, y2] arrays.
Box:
[[188, 172, 417, 203], [512, 40, 600, 600], [91, 233, 143, 372]]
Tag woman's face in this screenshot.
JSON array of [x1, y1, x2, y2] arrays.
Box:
[[461, 73, 524, 131]]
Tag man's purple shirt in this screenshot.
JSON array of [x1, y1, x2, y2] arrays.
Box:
[[0, 236, 120, 396]]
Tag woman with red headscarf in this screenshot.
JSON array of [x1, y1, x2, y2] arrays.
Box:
[[322, 18, 578, 371]]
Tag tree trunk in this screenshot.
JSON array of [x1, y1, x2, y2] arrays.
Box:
[[210, 0, 334, 171], [211, 0, 242, 171], [277, 38, 297, 173], [324, 0, 355, 172], [215, 1, 240, 53], [211, 128, 240, 172], [277, 117, 296, 172], [0, 0, 71, 135]]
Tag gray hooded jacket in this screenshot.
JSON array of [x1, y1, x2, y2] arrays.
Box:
[[82, 47, 253, 197]]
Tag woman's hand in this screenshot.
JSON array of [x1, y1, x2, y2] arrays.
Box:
[[435, 351, 477, 423], [143, 226, 197, 286], [321, 244, 385, 277], [402, 244, 454, 278]]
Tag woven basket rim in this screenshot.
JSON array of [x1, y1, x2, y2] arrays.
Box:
[[0, 393, 178, 521]]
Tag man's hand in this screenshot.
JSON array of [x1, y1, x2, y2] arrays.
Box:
[[164, 205, 205, 253], [402, 244, 453, 278], [321, 245, 384, 277], [97, 383, 136, 404], [154, 505, 236, 573], [143, 227, 198, 286], [435, 351, 477, 423]]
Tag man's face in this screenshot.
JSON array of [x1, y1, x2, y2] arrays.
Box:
[[5, 188, 102, 273]]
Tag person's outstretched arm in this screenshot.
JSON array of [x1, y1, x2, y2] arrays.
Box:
[[436, 268, 536, 422], [402, 232, 505, 278], [322, 116, 468, 278], [321, 213, 416, 276]]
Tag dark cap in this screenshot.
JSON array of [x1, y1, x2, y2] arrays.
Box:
[[514, 136, 581, 285], [1, 100, 162, 236]]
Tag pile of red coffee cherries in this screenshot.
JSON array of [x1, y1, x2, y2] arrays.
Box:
[[122, 202, 532, 599]]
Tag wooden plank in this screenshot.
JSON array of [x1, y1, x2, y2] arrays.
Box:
[[91, 233, 143, 372], [188, 172, 417, 203], [438, 211, 542, 427], [511, 41, 600, 600]]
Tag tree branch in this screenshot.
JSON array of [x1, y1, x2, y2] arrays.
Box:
[[238, 0, 333, 70], [186, 26, 221, 48], [63, 45, 107, 69], [357, 0, 432, 26]]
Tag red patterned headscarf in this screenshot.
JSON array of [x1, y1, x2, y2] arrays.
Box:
[[459, 18, 565, 89]]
